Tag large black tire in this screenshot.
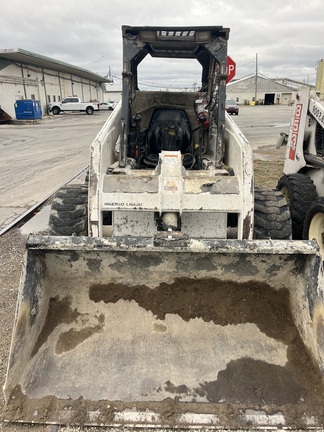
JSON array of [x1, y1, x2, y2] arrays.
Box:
[[52, 106, 60, 115], [253, 187, 292, 240], [277, 173, 317, 239], [303, 197, 324, 258], [86, 106, 94, 115], [49, 184, 88, 236]]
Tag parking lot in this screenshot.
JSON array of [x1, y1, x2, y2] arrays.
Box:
[[234, 103, 292, 150], [0, 111, 110, 232]]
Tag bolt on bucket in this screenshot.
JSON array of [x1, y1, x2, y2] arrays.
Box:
[[3, 235, 324, 429]]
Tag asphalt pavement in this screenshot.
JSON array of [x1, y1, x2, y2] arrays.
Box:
[[0, 111, 110, 232]]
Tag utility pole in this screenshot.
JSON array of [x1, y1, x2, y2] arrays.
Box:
[[255, 53, 258, 103]]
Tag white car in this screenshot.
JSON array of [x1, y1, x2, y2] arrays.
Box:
[[99, 101, 117, 111]]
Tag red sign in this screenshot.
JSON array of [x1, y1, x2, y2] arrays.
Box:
[[226, 56, 236, 83]]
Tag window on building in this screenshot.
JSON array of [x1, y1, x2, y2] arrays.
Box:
[[53, 95, 56, 102], [48, 95, 51, 103], [58, 95, 61, 101], [30, 94, 35, 100]]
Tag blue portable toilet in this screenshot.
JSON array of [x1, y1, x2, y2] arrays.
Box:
[[14, 99, 42, 120]]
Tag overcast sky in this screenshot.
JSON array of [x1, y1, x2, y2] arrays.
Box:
[[1, 0, 323, 89]]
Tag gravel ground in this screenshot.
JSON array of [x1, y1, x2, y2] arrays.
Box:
[[0, 229, 36, 432]]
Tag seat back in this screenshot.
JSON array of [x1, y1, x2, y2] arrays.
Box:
[[147, 109, 191, 155]]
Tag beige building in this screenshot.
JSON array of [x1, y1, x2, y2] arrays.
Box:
[[0, 48, 110, 118], [226, 74, 299, 106]]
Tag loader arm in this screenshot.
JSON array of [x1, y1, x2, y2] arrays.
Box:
[[284, 86, 324, 175]]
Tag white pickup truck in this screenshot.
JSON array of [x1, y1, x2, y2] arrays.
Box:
[[48, 97, 99, 115]]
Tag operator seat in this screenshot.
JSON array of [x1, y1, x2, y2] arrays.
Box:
[[144, 109, 192, 166]]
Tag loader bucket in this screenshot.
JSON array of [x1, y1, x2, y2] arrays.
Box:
[[3, 235, 324, 429]]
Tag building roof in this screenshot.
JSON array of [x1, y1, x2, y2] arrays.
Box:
[[227, 73, 297, 93], [0, 48, 108, 83], [274, 77, 315, 90]]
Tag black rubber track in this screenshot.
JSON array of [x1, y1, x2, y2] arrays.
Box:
[[49, 184, 88, 236], [253, 187, 292, 240], [277, 173, 317, 239]]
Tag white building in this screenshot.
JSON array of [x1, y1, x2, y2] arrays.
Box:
[[102, 81, 122, 105], [226, 74, 300, 106], [0, 48, 112, 118]]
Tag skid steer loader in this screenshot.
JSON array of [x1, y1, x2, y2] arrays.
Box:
[[3, 26, 324, 429], [277, 87, 324, 252]]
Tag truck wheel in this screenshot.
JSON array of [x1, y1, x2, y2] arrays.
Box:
[[303, 197, 324, 258], [86, 106, 94, 115], [52, 107, 60, 115], [48, 184, 88, 236], [253, 187, 292, 240], [277, 173, 317, 239]]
